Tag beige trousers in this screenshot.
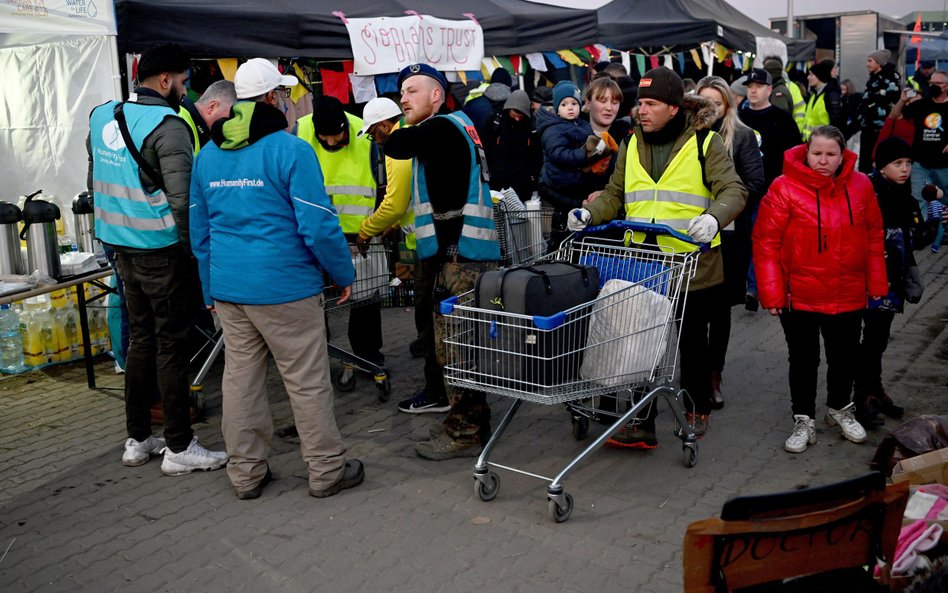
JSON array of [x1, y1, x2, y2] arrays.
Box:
[[216, 294, 346, 491]]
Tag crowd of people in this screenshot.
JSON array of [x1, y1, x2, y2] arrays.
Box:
[[86, 42, 945, 500]]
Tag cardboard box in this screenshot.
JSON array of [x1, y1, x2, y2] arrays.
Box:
[[891, 447, 948, 485]]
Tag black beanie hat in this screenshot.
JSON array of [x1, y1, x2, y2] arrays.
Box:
[[314, 95, 348, 136], [637, 67, 684, 107], [490, 67, 513, 88], [809, 60, 835, 84], [874, 137, 913, 170]]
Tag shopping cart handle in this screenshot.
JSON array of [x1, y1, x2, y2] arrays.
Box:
[[439, 295, 459, 315], [578, 220, 709, 252]]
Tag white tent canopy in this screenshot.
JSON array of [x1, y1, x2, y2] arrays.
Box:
[[0, 0, 120, 237]]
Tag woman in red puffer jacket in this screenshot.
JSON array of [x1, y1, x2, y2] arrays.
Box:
[[753, 125, 887, 455]]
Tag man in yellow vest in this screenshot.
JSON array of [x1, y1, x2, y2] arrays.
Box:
[[568, 67, 747, 448], [353, 98, 425, 354], [298, 96, 385, 367], [356, 98, 414, 251], [764, 57, 806, 135], [178, 80, 237, 155], [803, 60, 844, 140]]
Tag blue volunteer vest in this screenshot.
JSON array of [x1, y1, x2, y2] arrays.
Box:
[[412, 112, 499, 261], [90, 100, 179, 249]]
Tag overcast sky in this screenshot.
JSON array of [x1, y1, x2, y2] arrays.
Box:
[[534, 0, 948, 27]]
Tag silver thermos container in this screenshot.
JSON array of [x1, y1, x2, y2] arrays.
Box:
[[0, 201, 24, 275], [72, 191, 96, 253], [20, 190, 61, 279]]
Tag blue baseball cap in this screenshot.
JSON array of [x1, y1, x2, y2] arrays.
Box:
[[397, 63, 449, 94]]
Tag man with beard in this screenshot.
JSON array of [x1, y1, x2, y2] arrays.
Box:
[[88, 44, 229, 475]]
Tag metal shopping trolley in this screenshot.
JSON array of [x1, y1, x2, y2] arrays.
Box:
[[493, 198, 553, 266], [323, 238, 392, 402], [439, 221, 702, 522]]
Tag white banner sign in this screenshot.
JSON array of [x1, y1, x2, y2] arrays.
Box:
[[0, 0, 116, 35], [344, 15, 484, 76]]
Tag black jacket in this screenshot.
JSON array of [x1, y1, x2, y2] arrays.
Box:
[[481, 111, 541, 201], [858, 64, 902, 131], [384, 106, 472, 256], [868, 171, 926, 312], [738, 103, 802, 186]]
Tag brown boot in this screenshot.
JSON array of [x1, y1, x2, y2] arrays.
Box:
[[710, 370, 724, 410]]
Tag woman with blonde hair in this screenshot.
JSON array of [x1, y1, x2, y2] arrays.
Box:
[[694, 75, 765, 410]]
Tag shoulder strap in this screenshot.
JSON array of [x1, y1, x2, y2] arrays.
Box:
[[695, 129, 711, 192], [113, 102, 166, 192]]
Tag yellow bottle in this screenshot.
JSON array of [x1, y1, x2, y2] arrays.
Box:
[[19, 299, 42, 367], [47, 290, 69, 362]]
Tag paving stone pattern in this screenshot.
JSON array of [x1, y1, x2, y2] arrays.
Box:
[[1, 251, 946, 593]]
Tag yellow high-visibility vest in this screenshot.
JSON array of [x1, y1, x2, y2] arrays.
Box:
[[804, 91, 830, 140], [787, 82, 806, 135], [623, 131, 720, 252], [298, 113, 376, 234]]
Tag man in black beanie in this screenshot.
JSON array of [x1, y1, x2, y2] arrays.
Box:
[[568, 66, 747, 447], [803, 59, 844, 139], [297, 95, 386, 368]]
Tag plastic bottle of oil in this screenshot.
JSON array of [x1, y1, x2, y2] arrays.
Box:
[[51, 288, 79, 361], [21, 296, 55, 366]]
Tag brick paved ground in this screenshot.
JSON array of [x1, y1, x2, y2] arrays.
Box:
[[1, 250, 946, 593]]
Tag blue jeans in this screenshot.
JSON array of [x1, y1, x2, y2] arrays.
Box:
[[910, 162, 948, 221], [103, 244, 129, 366]]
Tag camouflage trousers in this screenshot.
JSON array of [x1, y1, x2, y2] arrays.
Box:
[[433, 260, 497, 444]]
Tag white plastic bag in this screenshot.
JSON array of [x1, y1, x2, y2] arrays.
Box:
[[580, 279, 673, 387], [350, 240, 389, 301]]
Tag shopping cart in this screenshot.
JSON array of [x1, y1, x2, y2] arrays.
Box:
[[493, 199, 553, 266], [439, 221, 701, 522], [323, 238, 392, 402]]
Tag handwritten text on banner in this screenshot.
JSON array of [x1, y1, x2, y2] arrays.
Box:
[[344, 15, 484, 76]]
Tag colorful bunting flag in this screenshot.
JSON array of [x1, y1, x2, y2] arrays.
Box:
[[556, 49, 585, 66], [690, 49, 702, 69], [544, 51, 567, 69]]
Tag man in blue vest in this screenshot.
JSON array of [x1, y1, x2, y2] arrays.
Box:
[[384, 63, 501, 460], [87, 44, 228, 476]]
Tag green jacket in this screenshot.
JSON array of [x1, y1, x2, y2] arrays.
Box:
[[585, 94, 748, 291]]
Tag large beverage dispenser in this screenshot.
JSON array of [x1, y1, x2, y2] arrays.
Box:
[[20, 190, 61, 279], [0, 201, 24, 275], [72, 191, 96, 253]]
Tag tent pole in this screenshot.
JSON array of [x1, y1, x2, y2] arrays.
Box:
[[787, 0, 795, 39], [107, 36, 122, 101]]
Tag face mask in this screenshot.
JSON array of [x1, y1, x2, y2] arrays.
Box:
[[930, 84, 943, 98]]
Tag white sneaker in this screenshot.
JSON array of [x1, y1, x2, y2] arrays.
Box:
[[825, 403, 867, 443], [784, 415, 817, 453], [122, 435, 166, 467], [160, 437, 229, 476]]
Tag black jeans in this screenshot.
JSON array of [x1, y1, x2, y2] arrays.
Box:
[[855, 309, 896, 394], [778, 309, 862, 418], [348, 300, 384, 365], [116, 249, 197, 452], [414, 258, 447, 399], [678, 284, 729, 415]]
